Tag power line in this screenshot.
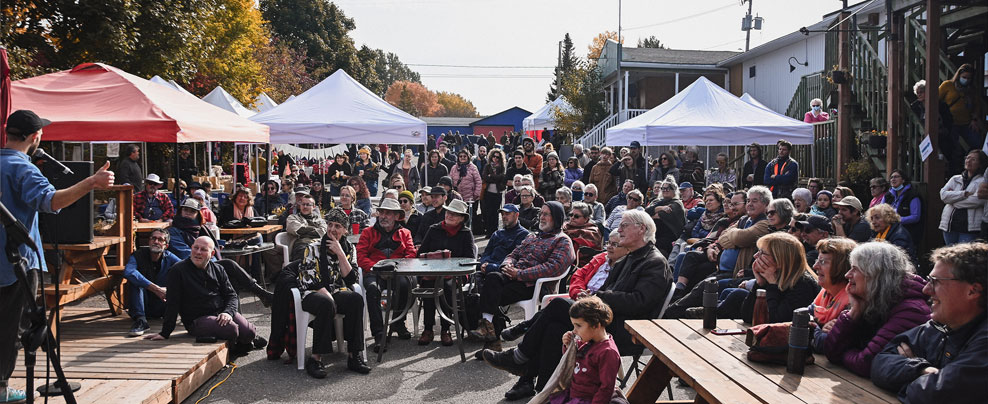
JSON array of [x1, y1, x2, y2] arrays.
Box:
[[700, 38, 746, 50], [623, 2, 736, 31], [408, 63, 555, 69]]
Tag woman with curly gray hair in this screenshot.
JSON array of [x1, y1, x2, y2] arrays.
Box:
[[821, 242, 931, 377]]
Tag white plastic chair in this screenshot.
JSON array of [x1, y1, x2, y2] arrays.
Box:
[[274, 232, 291, 267], [291, 288, 345, 370], [507, 267, 572, 321]]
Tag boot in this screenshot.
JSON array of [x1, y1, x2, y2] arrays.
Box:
[[347, 352, 372, 374], [468, 318, 497, 342]]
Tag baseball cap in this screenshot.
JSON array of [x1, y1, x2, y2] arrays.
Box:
[[832, 196, 863, 212], [795, 215, 834, 234], [678, 182, 693, 189], [5, 110, 51, 137], [500, 204, 520, 213], [630, 141, 641, 149]]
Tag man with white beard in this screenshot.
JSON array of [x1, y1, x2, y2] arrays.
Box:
[[123, 228, 181, 337]]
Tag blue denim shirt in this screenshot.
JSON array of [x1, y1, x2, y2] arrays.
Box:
[[1, 149, 59, 286]]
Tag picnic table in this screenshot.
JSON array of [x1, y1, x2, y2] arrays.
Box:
[[624, 318, 899, 404], [134, 221, 170, 247], [43, 236, 128, 336], [374, 257, 477, 363], [219, 224, 283, 237]]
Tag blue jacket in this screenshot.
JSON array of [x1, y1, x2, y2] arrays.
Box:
[[0, 149, 58, 286], [872, 314, 986, 403], [478, 223, 530, 273], [123, 248, 181, 289], [564, 168, 583, 187], [763, 156, 799, 198]]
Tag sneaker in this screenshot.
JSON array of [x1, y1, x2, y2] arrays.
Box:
[[482, 348, 527, 376], [127, 318, 150, 337], [440, 330, 454, 346], [418, 329, 434, 346], [0, 387, 27, 403], [230, 342, 252, 358], [500, 323, 527, 342], [252, 336, 268, 350], [347, 353, 372, 374], [504, 379, 536, 401], [469, 318, 498, 342], [305, 357, 328, 379], [256, 290, 273, 308]]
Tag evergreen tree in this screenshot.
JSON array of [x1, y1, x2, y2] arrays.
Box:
[[637, 35, 666, 49], [547, 33, 578, 102]]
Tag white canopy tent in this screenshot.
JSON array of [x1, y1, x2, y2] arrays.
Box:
[[203, 86, 256, 118], [522, 96, 574, 132], [739, 93, 773, 112], [253, 92, 279, 113], [607, 77, 813, 146], [250, 70, 427, 145]]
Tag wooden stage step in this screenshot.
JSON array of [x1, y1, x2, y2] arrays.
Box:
[[11, 307, 229, 403]]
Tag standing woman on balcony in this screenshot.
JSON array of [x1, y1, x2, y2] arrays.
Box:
[[939, 64, 987, 174], [939, 150, 987, 245], [804, 98, 830, 123]]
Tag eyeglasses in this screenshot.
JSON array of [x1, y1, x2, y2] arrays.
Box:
[[869, 185, 883, 189], [606, 242, 621, 248], [766, 210, 777, 216], [520, 194, 533, 198], [814, 258, 830, 266], [585, 192, 595, 197], [628, 197, 641, 202], [399, 199, 411, 204], [298, 203, 315, 207], [570, 214, 583, 219], [149, 236, 167, 243], [660, 187, 674, 191], [926, 275, 961, 289], [572, 188, 582, 192]]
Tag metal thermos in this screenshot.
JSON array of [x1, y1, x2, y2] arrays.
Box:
[[787, 308, 811, 374], [702, 277, 718, 330]]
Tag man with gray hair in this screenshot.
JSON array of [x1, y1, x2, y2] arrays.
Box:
[[146, 237, 264, 357], [123, 228, 181, 337], [481, 208, 671, 400], [573, 144, 590, 168]]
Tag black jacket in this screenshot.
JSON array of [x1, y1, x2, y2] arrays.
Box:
[[596, 242, 673, 353], [742, 159, 768, 189], [159, 259, 239, 338], [416, 206, 445, 244], [421, 163, 449, 187], [418, 222, 477, 259], [741, 273, 820, 324]]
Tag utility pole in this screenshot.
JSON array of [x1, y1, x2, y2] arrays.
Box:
[[744, 0, 754, 51], [617, 0, 623, 115], [556, 40, 563, 99]]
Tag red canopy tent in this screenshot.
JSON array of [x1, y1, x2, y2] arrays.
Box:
[[10, 63, 269, 143]]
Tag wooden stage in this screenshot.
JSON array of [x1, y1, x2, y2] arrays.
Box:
[[10, 307, 229, 404]]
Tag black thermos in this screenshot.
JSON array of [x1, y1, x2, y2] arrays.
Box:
[[787, 307, 811, 374], [702, 277, 718, 330]]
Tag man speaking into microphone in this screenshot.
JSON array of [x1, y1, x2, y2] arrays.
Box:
[[0, 110, 114, 403]]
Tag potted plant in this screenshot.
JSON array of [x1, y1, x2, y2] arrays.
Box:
[[842, 157, 878, 197]]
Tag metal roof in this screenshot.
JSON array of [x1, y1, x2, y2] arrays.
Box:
[[621, 47, 741, 65]]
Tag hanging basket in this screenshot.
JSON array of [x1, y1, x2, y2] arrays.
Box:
[[868, 135, 887, 149], [830, 70, 851, 84]]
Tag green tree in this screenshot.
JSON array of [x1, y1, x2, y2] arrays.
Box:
[[397, 85, 418, 116], [374, 49, 421, 97], [553, 60, 607, 142], [190, 0, 270, 105], [436, 91, 478, 117], [547, 33, 578, 103], [637, 35, 666, 49], [261, 0, 361, 80]]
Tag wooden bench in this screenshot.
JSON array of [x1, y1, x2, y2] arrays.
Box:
[[43, 236, 128, 326]]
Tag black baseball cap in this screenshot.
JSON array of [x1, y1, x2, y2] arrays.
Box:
[[5, 110, 51, 137], [630, 141, 642, 149], [795, 215, 834, 234]]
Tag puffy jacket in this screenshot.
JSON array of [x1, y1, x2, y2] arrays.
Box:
[[568, 252, 607, 299], [478, 223, 530, 272], [355, 224, 417, 272], [824, 274, 931, 377], [564, 168, 583, 187], [450, 162, 482, 201], [939, 172, 985, 232]]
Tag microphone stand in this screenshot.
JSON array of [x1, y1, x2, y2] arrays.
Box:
[[1, 201, 77, 404]]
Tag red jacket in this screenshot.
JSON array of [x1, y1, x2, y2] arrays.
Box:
[[568, 252, 607, 299], [356, 225, 417, 273]]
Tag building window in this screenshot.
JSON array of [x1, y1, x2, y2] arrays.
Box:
[[749, 66, 756, 78]]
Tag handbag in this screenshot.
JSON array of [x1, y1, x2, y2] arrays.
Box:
[[744, 322, 815, 366]]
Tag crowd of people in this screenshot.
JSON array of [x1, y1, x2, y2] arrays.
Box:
[[2, 105, 986, 402]]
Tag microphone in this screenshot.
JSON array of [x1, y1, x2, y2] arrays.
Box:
[[33, 148, 74, 175]]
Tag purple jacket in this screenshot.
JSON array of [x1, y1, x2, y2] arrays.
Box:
[[824, 274, 931, 377]]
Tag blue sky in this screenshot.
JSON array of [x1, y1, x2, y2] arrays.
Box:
[[337, 0, 840, 115]]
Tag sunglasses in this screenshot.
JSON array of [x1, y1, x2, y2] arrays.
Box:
[[766, 210, 777, 216], [584, 192, 595, 197], [399, 199, 412, 204], [660, 187, 674, 191], [570, 214, 583, 219], [628, 197, 641, 202]]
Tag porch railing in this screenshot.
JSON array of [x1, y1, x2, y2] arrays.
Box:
[[576, 109, 649, 148], [813, 120, 838, 180]]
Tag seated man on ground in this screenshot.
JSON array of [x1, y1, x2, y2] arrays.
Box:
[[481, 210, 672, 400], [468, 201, 575, 348], [871, 242, 986, 402], [286, 192, 327, 261], [268, 208, 371, 377], [124, 229, 181, 337], [145, 237, 266, 356], [356, 198, 416, 351]]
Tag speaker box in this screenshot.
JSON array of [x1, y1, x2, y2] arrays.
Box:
[[40, 161, 94, 245]]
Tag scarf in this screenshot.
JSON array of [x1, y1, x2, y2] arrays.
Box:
[[699, 207, 726, 231], [457, 160, 469, 177], [441, 220, 463, 237]]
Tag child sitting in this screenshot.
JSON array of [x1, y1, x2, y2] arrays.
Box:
[[551, 296, 622, 404], [810, 190, 837, 218]]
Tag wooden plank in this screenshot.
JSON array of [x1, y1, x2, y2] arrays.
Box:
[[626, 356, 673, 404], [624, 320, 762, 404], [173, 345, 229, 404], [6, 378, 171, 404], [657, 320, 799, 404], [716, 320, 898, 403]]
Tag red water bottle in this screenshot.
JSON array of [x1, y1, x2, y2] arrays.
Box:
[[751, 289, 769, 326]]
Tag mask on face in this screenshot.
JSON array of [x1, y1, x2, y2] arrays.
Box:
[[891, 184, 904, 192], [811, 105, 821, 111], [572, 191, 584, 201], [958, 77, 969, 86]]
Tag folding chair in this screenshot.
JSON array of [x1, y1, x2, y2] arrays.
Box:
[[618, 282, 678, 393]]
